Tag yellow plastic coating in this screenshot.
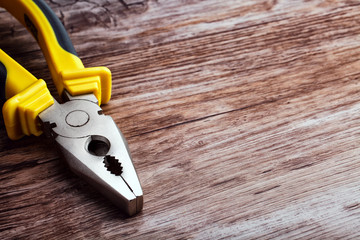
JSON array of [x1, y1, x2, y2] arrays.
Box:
[[62, 67, 112, 103], [0, 49, 54, 140], [0, 49, 37, 99], [0, 0, 111, 105], [3, 80, 54, 140]]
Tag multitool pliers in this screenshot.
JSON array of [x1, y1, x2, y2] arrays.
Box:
[[0, 0, 143, 216]]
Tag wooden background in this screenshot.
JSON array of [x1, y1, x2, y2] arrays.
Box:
[[1, 0, 360, 238]]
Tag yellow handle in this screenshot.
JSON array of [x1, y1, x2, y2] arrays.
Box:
[[0, 50, 38, 100], [0, 0, 111, 105], [0, 49, 54, 140]]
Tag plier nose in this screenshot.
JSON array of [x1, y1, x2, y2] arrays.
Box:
[[39, 93, 143, 215], [0, 0, 143, 216]]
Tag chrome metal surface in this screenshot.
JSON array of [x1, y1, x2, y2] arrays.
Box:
[[39, 92, 143, 216]]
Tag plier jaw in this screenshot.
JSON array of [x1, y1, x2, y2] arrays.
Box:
[[39, 92, 143, 216]]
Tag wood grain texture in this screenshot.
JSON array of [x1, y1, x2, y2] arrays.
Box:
[[1, 0, 360, 238]]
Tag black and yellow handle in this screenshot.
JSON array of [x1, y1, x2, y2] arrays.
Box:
[[0, 0, 111, 105], [0, 49, 54, 140], [0, 0, 112, 140]]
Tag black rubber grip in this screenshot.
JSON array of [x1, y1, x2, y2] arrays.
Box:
[[33, 0, 78, 56], [0, 61, 7, 101]]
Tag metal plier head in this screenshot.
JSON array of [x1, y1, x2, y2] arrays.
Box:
[[0, 0, 143, 216], [40, 93, 143, 216]]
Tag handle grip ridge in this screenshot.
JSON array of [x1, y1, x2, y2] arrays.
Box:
[[0, 49, 54, 140]]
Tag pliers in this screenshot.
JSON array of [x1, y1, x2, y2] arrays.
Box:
[[0, 0, 143, 216]]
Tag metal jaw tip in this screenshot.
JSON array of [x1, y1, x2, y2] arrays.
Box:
[[39, 93, 143, 216]]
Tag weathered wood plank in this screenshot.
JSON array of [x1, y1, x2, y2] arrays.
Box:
[[1, 0, 360, 239], [107, 4, 360, 136]]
